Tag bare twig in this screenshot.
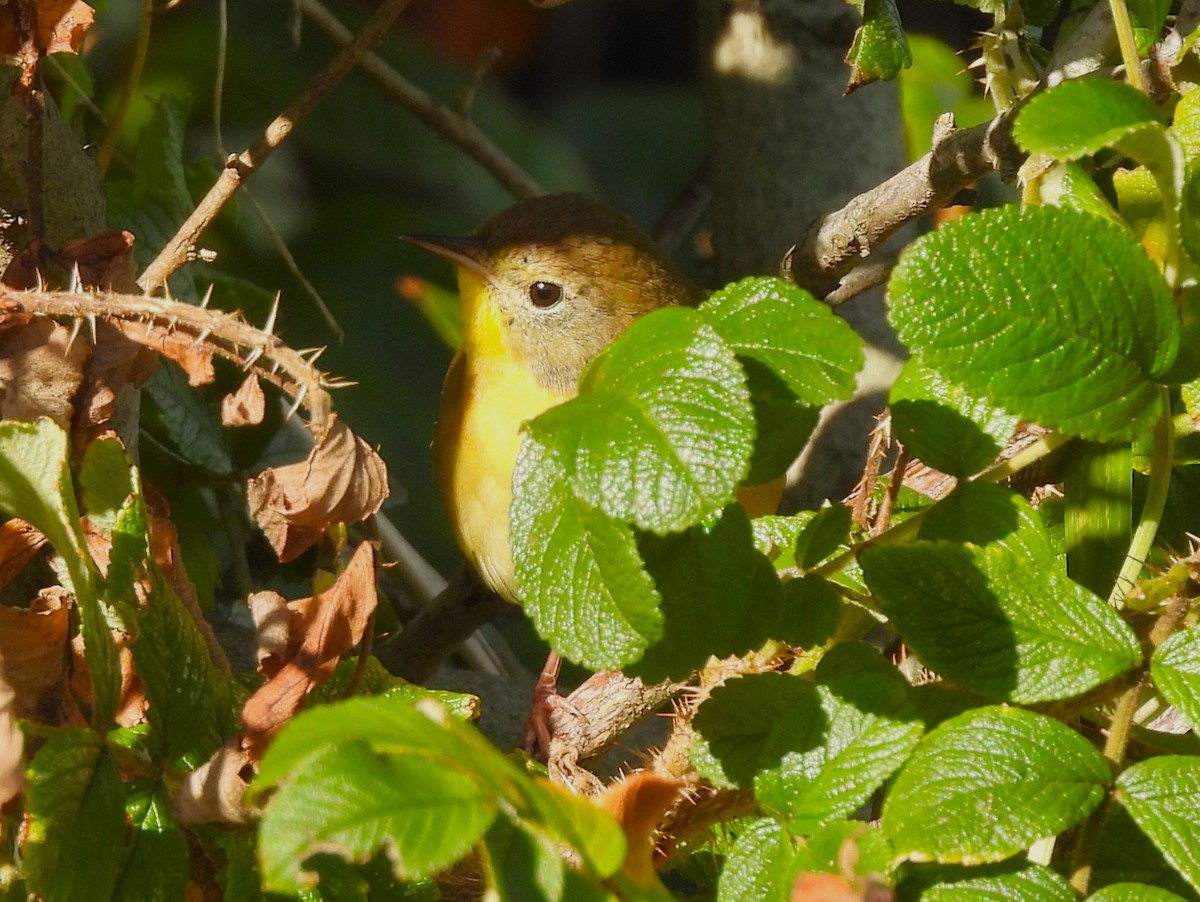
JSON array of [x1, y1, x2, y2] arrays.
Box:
[[784, 111, 1020, 298], [454, 47, 502, 118], [138, 0, 417, 293], [295, 0, 543, 202], [823, 249, 899, 307]]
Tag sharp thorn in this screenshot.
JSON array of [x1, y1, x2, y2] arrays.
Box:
[[284, 385, 308, 420], [200, 284, 214, 308], [64, 317, 84, 354], [86, 312, 98, 345], [67, 263, 83, 293], [192, 326, 212, 347], [243, 346, 265, 370], [262, 292, 281, 336]]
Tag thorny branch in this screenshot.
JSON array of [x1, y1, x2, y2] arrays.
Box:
[[138, 0, 418, 293], [0, 288, 342, 428], [295, 0, 543, 202]]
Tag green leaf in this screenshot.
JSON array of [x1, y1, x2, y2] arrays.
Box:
[[254, 696, 624, 881], [1014, 78, 1162, 160], [1128, 0, 1172, 53], [883, 706, 1110, 863], [0, 420, 117, 727], [845, 0, 912, 90], [917, 482, 1056, 570], [511, 434, 662, 670], [862, 540, 1141, 703], [693, 646, 922, 832], [481, 816, 563, 902], [792, 820, 892, 877], [1151, 625, 1200, 731], [544, 307, 754, 533], [754, 644, 923, 832], [142, 362, 234, 474], [1092, 802, 1199, 898], [889, 356, 1019, 477], [899, 35, 993, 161], [1088, 884, 1191, 901], [24, 730, 126, 902], [79, 437, 134, 535], [715, 818, 796, 902], [752, 513, 808, 568], [793, 502, 852, 570], [1035, 161, 1123, 222], [897, 860, 1075, 901], [259, 742, 497, 891], [1065, 442, 1132, 596], [889, 205, 1179, 441], [1117, 756, 1200, 893], [631, 505, 784, 682], [112, 781, 189, 902], [699, 276, 863, 483]]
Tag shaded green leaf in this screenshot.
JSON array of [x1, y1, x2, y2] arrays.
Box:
[[715, 818, 796, 902], [259, 742, 497, 892], [889, 356, 1018, 477], [24, 730, 125, 902], [845, 0, 912, 90], [754, 644, 923, 832], [1088, 884, 1191, 901], [889, 205, 1178, 441], [897, 860, 1075, 901], [482, 816, 563, 902], [792, 820, 892, 877], [1117, 756, 1200, 893], [793, 502, 852, 570], [1064, 442, 1132, 596], [632, 505, 783, 682], [512, 434, 662, 670], [1152, 625, 1200, 732], [700, 276, 862, 482], [917, 482, 1055, 569], [113, 781, 189, 902], [1092, 800, 1200, 898], [862, 540, 1140, 703], [883, 706, 1110, 863]]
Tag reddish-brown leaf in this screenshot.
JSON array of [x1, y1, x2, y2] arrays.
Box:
[[221, 374, 265, 427], [74, 319, 159, 440], [0, 317, 89, 428], [240, 542, 377, 753], [116, 318, 214, 387], [0, 0, 95, 56], [0, 588, 69, 724], [0, 518, 48, 591], [247, 415, 388, 561]]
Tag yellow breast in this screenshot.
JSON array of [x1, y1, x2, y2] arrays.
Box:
[[433, 277, 570, 602]]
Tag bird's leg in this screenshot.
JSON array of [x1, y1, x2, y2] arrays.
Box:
[[522, 651, 585, 759]]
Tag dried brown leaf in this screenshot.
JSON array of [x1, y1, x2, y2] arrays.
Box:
[[0, 0, 94, 56], [221, 374, 265, 427], [0, 317, 89, 428], [247, 415, 388, 562], [117, 318, 214, 387], [241, 542, 377, 753], [58, 231, 138, 292], [76, 319, 160, 438], [0, 648, 24, 806], [173, 741, 255, 824], [0, 588, 69, 724], [0, 518, 48, 591]]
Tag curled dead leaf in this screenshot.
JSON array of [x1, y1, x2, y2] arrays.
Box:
[[117, 317, 214, 387], [173, 741, 256, 824], [0, 0, 94, 56], [0, 648, 23, 806], [76, 319, 159, 440], [221, 374, 265, 427], [247, 415, 388, 562], [241, 542, 377, 754], [58, 231, 139, 292], [0, 588, 69, 723], [597, 771, 686, 889], [0, 317, 89, 428], [0, 518, 48, 591]]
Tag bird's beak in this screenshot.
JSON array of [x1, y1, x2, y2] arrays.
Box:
[[401, 233, 494, 283]]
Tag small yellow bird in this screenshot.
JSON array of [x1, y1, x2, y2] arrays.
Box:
[[409, 193, 701, 603]]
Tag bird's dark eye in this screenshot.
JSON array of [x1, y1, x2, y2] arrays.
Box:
[[528, 281, 563, 308]]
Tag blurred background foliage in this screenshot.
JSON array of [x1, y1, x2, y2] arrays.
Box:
[[70, 0, 987, 593]]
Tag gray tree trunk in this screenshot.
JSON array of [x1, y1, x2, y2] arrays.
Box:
[[700, 0, 908, 508]]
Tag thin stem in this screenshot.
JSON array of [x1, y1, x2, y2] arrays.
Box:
[[98, 0, 153, 175], [139, 0, 417, 293], [1069, 673, 1147, 894], [1109, 0, 1147, 93], [1110, 387, 1174, 608]]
